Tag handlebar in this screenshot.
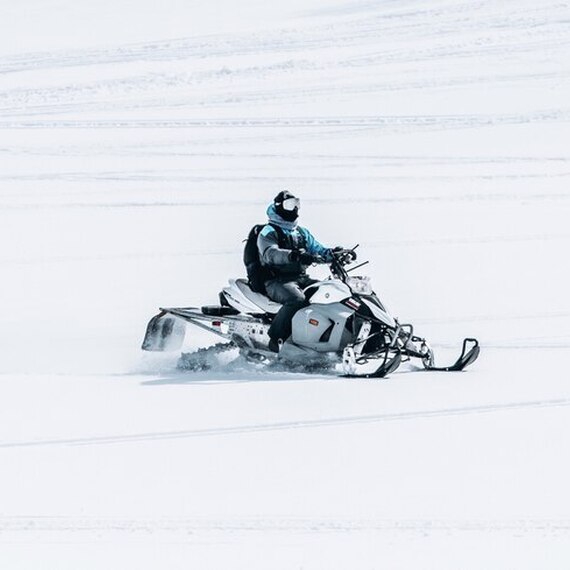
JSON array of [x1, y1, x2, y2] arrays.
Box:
[[328, 245, 360, 281], [332, 248, 357, 266]]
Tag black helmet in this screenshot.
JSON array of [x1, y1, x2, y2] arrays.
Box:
[[274, 190, 300, 222]]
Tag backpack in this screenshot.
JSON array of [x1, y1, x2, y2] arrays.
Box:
[[243, 224, 286, 294]]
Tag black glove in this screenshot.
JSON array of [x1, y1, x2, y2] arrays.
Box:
[[290, 249, 318, 265], [345, 249, 357, 262], [332, 246, 357, 264]]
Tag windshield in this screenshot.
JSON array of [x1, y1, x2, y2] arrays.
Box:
[[347, 276, 372, 295]]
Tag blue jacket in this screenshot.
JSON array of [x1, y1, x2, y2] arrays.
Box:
[[257, 204, 332, 277]]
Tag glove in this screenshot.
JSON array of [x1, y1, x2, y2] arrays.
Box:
[[332, 246, 357, 263], [345, 249, 357, 262], [290, 249, 318, 265]]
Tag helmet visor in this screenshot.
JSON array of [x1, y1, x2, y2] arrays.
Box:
[[282, 197, 300, 211]]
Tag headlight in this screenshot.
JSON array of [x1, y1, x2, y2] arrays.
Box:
[[347, 276, 372, 295]]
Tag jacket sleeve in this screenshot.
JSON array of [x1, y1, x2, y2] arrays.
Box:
[[257, 226, 295, 268], [299, 228, 332, 261]]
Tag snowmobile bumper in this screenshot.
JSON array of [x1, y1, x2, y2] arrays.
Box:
[[141, 307, 267, 352], [141, 307, 229, 352], [141, 310, 187, 352]]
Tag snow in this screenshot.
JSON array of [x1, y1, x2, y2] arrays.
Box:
[[1, 0, 570, 567]]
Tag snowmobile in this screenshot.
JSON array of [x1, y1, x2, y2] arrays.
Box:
[[142, 247, 479, 377], [141, 247, 479, 377]]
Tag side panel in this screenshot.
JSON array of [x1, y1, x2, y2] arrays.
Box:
[[291, 303, 354, 352]]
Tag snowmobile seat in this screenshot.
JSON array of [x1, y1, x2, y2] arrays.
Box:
[[201, 305, 240, 316], [235, 278, 282, 314]]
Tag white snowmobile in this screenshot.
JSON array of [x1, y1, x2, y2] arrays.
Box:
[[141, 248, 479, 378]]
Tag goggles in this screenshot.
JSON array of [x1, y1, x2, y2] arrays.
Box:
[[281, 197, 300, 211]]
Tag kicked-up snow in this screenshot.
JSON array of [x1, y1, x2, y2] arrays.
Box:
[[0, 0, 569, 568]]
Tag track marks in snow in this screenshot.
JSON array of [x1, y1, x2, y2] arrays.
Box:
[[1, 515, 569, 535], [0, 249, 239, 266], [3, 172, 570, 184], [1, 397, 569, 449], [2, 189, 569, 213], [1, 109, 569, 131], [0, 71, 566, 118], [0, 1, 567, 123], [3, 233, 570, 267], [366, 232, 570, 248], [0, 1, 566, 75]]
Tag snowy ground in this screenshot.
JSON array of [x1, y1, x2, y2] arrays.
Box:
[[1, 0, 570, 568]]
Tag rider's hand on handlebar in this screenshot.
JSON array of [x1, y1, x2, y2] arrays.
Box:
[[332, 246, 357, 264]]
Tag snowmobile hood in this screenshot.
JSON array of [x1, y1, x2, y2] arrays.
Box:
[[267, 204, 298, 231]]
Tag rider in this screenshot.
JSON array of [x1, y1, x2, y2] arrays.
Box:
[[258, 190, 353, 351]]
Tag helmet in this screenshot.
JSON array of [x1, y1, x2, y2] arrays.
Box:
[[274, 190, 300, 222]]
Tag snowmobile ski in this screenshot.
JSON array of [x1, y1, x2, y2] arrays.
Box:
[[342, 347, 402, 378], [423, 338, 480, 372]]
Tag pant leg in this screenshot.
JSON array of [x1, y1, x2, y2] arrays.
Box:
[[265, 279, 307, 342], [265, 279, 306, 303], [297, 275, 319, 290]]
